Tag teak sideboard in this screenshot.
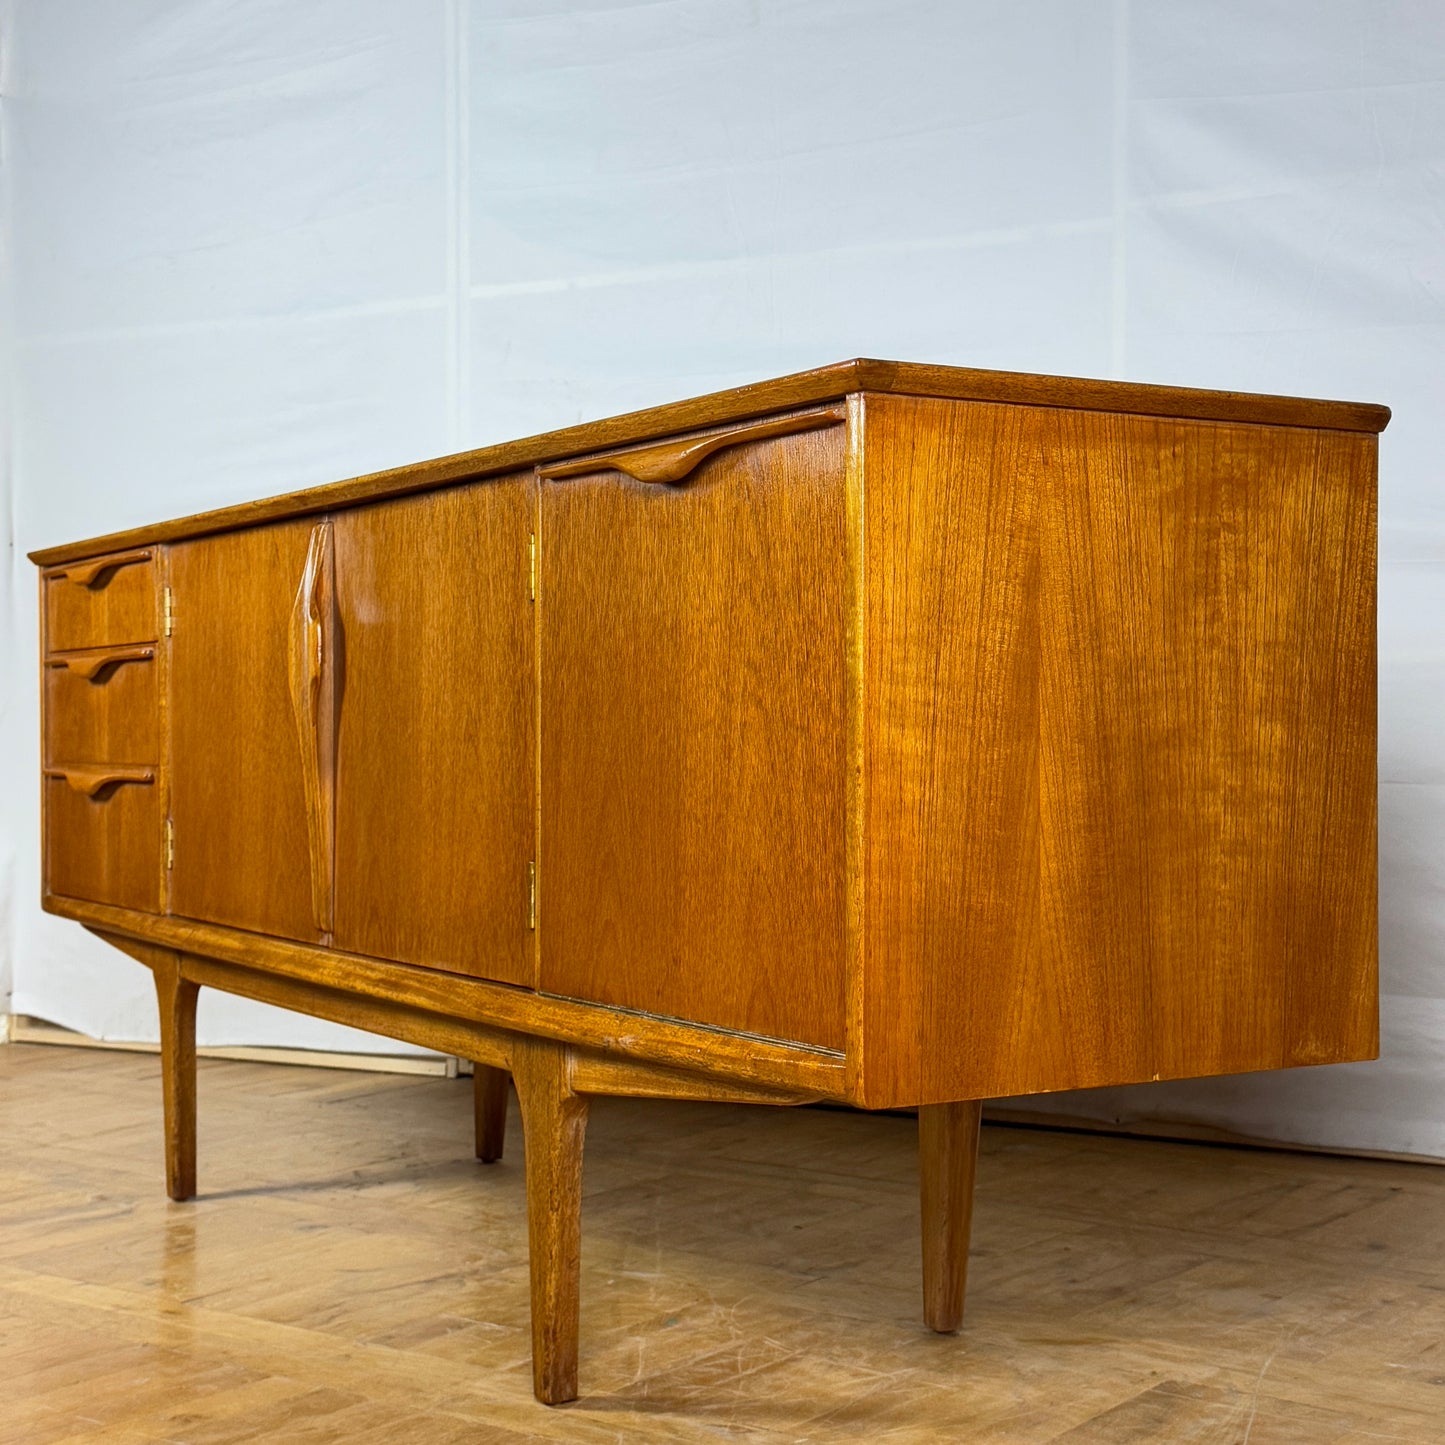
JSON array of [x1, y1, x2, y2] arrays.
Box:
[[32, 359, 1387, 1404]]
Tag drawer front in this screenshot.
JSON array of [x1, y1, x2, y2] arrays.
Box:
[[539, 409, 850, 1051], [44, 771, 161, 913], [45, 550, 158, 653], [45, 649, 159, 765]]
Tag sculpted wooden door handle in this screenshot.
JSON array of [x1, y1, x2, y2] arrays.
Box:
[[291, 524, 330, 707], [288, 520, 337, 936], [47, 645, 155, 680], [44, 765, 155, 797], [51, 549, 154, 587], [540, 405, 848, 484]]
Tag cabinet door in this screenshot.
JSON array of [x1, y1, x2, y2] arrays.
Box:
[[331, 478, 534, 985], [169, 519, 326, 943], [540, 413, 849, 1050]]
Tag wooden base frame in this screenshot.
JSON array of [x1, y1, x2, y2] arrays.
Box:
[[102, 933, 983, 1406]]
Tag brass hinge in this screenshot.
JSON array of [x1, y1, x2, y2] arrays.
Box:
[[163, 586, 174, 637], [527, 860, 536, 931], [164, 818, 174, 870], [528, 533, 536, 603]]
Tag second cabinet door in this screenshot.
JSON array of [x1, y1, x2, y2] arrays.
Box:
[[331, 477, 534, 985], [540, 418, 849, 1050], [170, 519, 322, 942]]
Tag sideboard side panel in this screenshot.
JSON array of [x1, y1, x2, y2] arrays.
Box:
[[862, 395, 1378, 1106], [1041, 411, 1378, 1089], [860, 395, 1044, 1107]]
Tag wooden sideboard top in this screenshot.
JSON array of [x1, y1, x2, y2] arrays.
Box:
[[30, 358, 1390, 568]]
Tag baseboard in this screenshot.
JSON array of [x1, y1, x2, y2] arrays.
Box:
[[980, 1104, 1445, 1169], [3, 1014, 463, 1078], [806, 1097, 1445, 1169]]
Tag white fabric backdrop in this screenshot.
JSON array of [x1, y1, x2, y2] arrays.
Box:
[[2, 1, 1441, 1150]]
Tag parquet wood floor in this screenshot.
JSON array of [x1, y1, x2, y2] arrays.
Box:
[[2, 1044, 1442, 1442]]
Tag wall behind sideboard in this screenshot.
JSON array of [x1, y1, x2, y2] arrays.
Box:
[[2, 1, 1442, 1154]]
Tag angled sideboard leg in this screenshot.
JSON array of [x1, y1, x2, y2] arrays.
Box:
[[512, 1037, 590, 1405], [87, 934, 200, 1201], [152, 952, 200, 1203], [474, 1063, 510, 1163], [919, 1099, 983, 1333]]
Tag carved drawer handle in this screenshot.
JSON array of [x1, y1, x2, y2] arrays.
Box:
[[540, 405, 848, 484], [50, 550, 154, 588], [288, 520, 336, 935], [47, 645, 155, 680], [45, 765, 155, 798]]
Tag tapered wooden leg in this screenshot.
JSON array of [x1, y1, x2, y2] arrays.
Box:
[[152, 952, 200, 1202], [919, 1099, 982, 1333], [511, 1038, 590, 1405], [473, 1063, 510, 1163]]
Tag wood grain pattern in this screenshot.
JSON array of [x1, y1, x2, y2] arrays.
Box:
[[33, 365, 1384, 1409], [567, 1054, 819, 1105], [540, 421, 848, 1050], [44, 773, 160, 912], [861, 395, 1041, 1108], [59, 897, 847, 1097], [176, 953, 525, 1077], [44, 656, 161, 787], [512, 1037, 590, 1406], [287, 520, 337, 937], [332, 478, 534, 985], [860, 395, 1379, 1107], [44, 550, 157, 652], [1273, 432, 1380, 1067], [169, 520, 322, 943], [163, 946, 820, 1127], [843, 392, 868, 1104], [28, 360, 1388, 569], [919, 1100, 982, 1333], [155, 542, 176, 918], [1038, 413, 1378, 1086], [175, 952, 516, 1075]]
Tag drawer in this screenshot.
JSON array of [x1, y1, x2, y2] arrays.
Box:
[[45, 549, 158, 653], [45, 647, 159, 765], [44, 768, 161, 913]]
